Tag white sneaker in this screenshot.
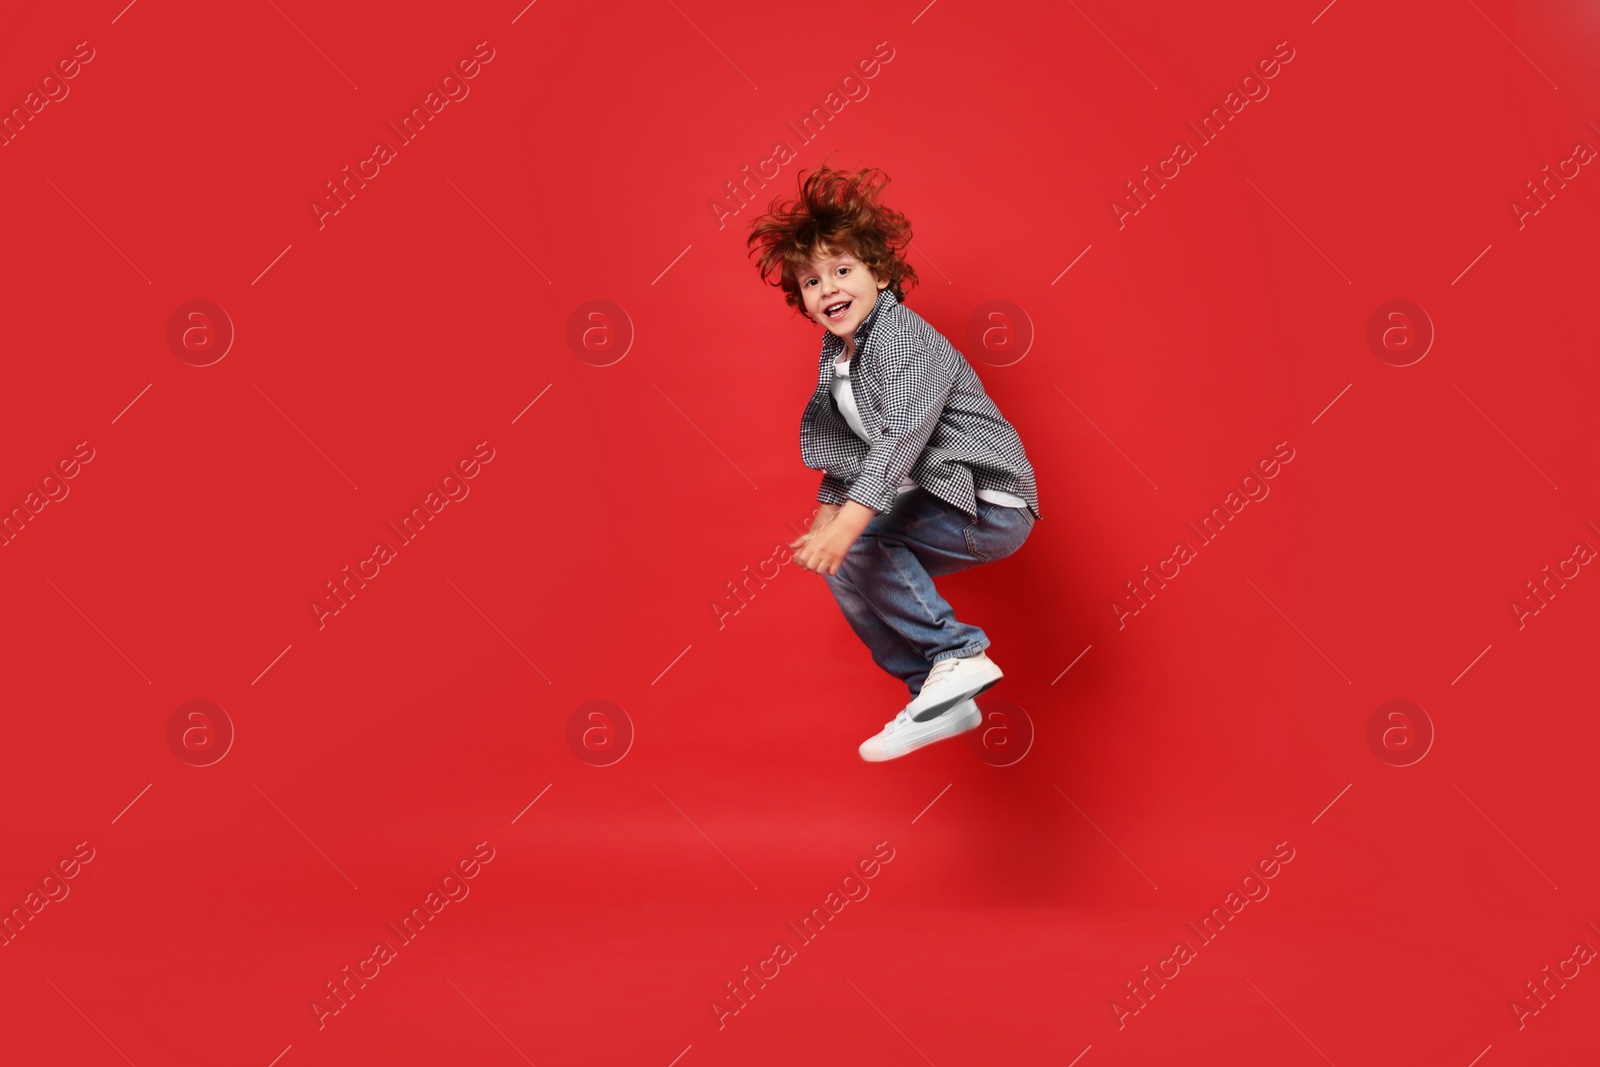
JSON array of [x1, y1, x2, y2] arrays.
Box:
[[859, 698, 982, 762], [904, 650, 1004, 721]]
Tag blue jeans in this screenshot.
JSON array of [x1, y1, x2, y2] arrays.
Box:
[[824, 488, 1036, 698]]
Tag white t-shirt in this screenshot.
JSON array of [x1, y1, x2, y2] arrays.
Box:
[[830, 355, 1027, 509]]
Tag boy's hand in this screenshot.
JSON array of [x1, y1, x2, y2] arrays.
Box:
[[788, 503, 841, 552], [790, 501, 875, 576]]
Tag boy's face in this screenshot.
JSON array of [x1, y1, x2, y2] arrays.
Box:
[[798, 247, 888, 344]]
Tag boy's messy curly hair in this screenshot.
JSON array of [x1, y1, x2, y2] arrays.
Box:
[[745, 161, 919, 322]]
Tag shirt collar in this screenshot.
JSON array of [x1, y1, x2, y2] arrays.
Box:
[[822, 287, 899, 359]]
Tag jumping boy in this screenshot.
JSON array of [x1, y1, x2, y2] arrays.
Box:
[[746, 164, 1041, 762]]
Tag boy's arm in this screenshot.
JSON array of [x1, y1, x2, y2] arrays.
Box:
[[844, 337, 957, 515], [806, 501, 843, 535]]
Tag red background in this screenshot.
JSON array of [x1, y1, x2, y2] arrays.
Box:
[[1, 1, 1597, 1064]]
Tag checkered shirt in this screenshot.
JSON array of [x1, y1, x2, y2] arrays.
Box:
[[798, 287, 1041, 522]]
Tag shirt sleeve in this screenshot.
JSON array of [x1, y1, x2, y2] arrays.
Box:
[[845, 335, 956, 514], [817, 470, 851, 505]]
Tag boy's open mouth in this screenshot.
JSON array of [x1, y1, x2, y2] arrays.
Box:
[[824, 300, 851, 321]]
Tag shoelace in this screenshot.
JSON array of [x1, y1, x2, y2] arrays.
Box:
[[882, 708, 915, 735]]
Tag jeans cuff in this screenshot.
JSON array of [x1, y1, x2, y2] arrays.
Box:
[[932, 640, 989, 663]]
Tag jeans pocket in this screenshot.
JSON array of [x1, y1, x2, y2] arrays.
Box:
[[962, 520, 992, 562], [964, 501, 998, 560], [970, 503, 1032, 562]]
